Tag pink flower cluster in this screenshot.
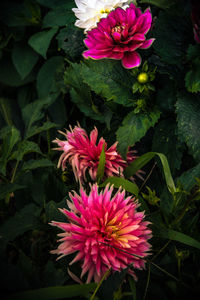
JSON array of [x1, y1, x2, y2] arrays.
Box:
[[83, 3, 154, 68], [50, 184, 152, 282], [53, 125, 140, 184]]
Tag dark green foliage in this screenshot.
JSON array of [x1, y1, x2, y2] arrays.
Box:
[[0, 0, 200, 299], [176, 92, 200, 161]]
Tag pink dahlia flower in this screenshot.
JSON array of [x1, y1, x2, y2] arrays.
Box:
[[53, 125, 140, 184], [50, 184, 152, 282], [83, 3, 154, 68]]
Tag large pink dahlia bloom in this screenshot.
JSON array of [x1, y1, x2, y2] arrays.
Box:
[[53, 125, 138, 183], [50, 184, 152, 282], [83, 3, 154, 68]]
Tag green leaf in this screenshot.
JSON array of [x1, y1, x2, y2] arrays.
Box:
[[22, 95, 58, 138], [156, 77, 176, 112], [176, 91, 200, 161], [64, 63, 112, 125], [21, 158, 54, 172], [28, 27, 58, 58], [43, 8, 75, 28], [100, 177, 139, 197], [152, 120, 183, 174], [12, 43, 39, 79], [185, 58, 200, 93], [177, 163, 200, 192], [0, 58, 35, 87], [186, 44, 200, 61], [97, 145, 106, 184], [0, 183, 26, 200], [10, 140, 43, 162], [37, 56, 64, 98], [11, 283, 97, 300], [81, 59, 135, 106], [125, 152, 176, 194], [140, 0, 175, 9], [26, 121, 58, 139], [0, 203, 41, 247], [0, 126, 21, 175], [153, 9, 190, 65], [0, 97, 13, 126], [155, 228, 200, 249], [56, 26, 84, 59], [117, 109, 160, 157]]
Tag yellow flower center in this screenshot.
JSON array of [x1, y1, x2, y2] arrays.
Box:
[[100, 8, 110, 14], [137, 72, 149, 84]]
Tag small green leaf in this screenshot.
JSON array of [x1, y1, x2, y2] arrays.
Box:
[[11, 283, 97, 300], [12, 43, 39, 79], [177, 163, 200, 192], [10, 140, 43, 162], [125, 152, 176, 194], [22, 95, 58, 138], [155, 228, 200, 249], [26, 121, 58, 139], [97, 145, 106, 184], [186, 44, 200, 61], [101, 177, 139, 197], [28, 27, 58, 58], [37, 56, 64, 98], [64, 62, 112, 125], [117, 109, 160, 157], [0, 58, 35, 87], [0, 126, 21, 175], [43, 8, 75, 28], [185, 58, 200, 93], [21, 158, 54, 172]]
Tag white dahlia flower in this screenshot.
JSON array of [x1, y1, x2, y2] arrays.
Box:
[[72, 0, 129, 33]]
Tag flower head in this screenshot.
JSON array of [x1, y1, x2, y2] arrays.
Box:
[[83, 3, 154, 68], [50, 184, 152, 282], [53, 125, 139, 184], [72, 0, 129, 33]]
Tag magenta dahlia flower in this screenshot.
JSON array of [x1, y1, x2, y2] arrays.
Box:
[[83, 3, 154, 68], [53, 125, 139, 184], [50, 184, 152, 282]]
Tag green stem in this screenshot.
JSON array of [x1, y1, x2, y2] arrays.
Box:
[[139, 162, 157, 193], [173, 190, 200, 225], [151, 240, 171, 262], [0, 98, 13, 126], [5, 160, 19, 205], [142, 264, 151, 300], [47, 129, 51, 157], [90, 269, 110, 300], [11, 160, 20, 183]]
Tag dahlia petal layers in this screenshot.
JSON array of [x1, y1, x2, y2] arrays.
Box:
[[83, 3, 154, 68], [53, 125, 139, 184], [50, 184, 152, 282], [72, 0, 129, 33]]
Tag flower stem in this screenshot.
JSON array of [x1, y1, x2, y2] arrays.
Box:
[[142, 264, 151, 300], [90, 269, 110, 300], [139, 162, 157, 193]]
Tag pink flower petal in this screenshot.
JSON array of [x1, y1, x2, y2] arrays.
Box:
[[122, 51, 141, 69], [139, 38, 155, 49]]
